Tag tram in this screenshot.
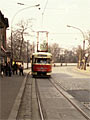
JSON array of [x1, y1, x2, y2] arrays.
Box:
[[31, 52, 52, 77]]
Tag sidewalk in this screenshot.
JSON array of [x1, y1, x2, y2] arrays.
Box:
[[75, 66, 90, 75], [85, 67, 90, 73], [0, 70, 29, 120]]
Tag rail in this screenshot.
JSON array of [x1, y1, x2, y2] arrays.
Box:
[[50, 78, 90, 120], [35, 78, 45, 120]]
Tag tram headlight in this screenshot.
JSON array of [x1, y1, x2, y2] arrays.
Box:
[[33, 72, 37, 75], [47, 73, 51, 75]]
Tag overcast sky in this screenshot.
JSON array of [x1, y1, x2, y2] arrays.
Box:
[[0, 0, 90, 49]]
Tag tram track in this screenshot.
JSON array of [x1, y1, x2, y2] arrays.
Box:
[[16, 74, 90, 120], [49, 77, 90, 120], [35, 78, 46, 120], [34, 77, 90, 120]]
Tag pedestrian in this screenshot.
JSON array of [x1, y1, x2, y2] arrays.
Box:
[[12, 63, 15, 75], [54, 63, 55, 67], [13, 62, 18, 75], [19, 64, 24, 76], [5, 62, 8, 76], [8, 62, 12, 77], [1, 63, 4, 77]]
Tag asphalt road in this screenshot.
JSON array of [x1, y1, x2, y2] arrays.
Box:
[[0, 74, 25, 120], [52, 66, 90, 108], [52, 66, 90, 90]]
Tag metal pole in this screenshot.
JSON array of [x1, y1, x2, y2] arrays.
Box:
[[11, 32, 13, 66], [67, 25, 85, 51], [67, 25, 86, 69], [27, 40, 29, 69]]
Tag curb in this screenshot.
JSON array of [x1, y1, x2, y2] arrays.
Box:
[[8, 74, 28, 120]]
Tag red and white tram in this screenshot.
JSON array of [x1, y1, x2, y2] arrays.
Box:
[[31, 52, 52, 77]]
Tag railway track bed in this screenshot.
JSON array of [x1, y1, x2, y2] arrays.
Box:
[[16, 75, 90, 120]]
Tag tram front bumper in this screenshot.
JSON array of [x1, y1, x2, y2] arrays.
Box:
[[32, 72, 51, 76]]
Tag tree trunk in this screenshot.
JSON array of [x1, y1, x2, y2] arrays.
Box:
[[19, 32, 24, 59]]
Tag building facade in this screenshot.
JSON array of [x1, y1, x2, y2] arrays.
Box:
[[0, 11, 9, 70]]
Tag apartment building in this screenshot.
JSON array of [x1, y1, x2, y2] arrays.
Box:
[[0, 11, 9, 67]]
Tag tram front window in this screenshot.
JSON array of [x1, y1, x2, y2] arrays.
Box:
[[35, 58, 51, 64]]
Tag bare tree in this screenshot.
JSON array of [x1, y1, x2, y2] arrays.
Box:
[[7, 19, 33, 62], [49, 43, 61, 62], [16, 20, 32, 59], [87, 31, 90, 45], [48, 43, 78, 63]]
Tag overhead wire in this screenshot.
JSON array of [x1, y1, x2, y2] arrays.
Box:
[[42, 0, 48, 28]]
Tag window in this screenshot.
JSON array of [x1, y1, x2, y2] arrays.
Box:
[[35, 58, 51, 64]]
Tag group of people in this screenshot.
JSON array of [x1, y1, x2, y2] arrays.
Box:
[[12, 62, 24, 76], [1, 62, 24, 77]]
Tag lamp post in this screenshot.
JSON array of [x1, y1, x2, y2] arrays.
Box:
[[67, 25, 85, 51], [27, 40, 29, 69], [10, 3, 40, 65], [67, 25, 86, 69]]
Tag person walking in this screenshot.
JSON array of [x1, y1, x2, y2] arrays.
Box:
[[8, 62, 12, 77], [5, 62, 8, 76], [19, 63, 24, 76], [13, 62, 18, 75], [1, 63, 4, 77]]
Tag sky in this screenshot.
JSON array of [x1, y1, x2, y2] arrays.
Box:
[[0, 0, 90, 50]]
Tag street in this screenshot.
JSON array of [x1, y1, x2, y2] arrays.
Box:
[[0, 66, 90, 120], [16, 66, 90, 120], [52, 66, 90, 109], [52, 66, 90, 90]]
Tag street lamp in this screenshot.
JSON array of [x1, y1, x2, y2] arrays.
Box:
[[27, 40, 29, 69], [11, 3, 40, 65], [17, 3, 25, 5], [67, 25, 85, 51], [67, 25, 86, 69]]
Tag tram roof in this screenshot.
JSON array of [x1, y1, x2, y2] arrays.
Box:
[[32, 52, 52, 57]]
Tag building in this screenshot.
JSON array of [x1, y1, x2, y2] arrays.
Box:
[[0, 11, 9, 70]]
